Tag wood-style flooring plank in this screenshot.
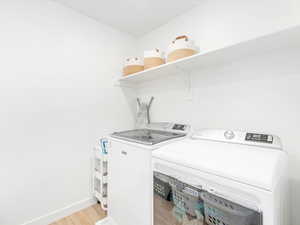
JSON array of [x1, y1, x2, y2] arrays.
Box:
[[82, 206, 102, 222], [92, 204, 106, 218], [50, 204, 106, 225]]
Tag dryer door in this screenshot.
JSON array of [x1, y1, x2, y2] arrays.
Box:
[[153, 171, 262, 225]]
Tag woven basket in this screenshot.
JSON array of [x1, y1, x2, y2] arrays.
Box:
[[167, 49, 197, 62], [144, 57, 165, 69], [167, 35, 198, 62], [144, 49, 165, 70], [123, 57, 144, 76]]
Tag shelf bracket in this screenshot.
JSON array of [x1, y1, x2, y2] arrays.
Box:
[[174, 65, 189, 75], [174, 65, 193, 100], [114, 80, 136, 89], [186, 72, 193, 101]]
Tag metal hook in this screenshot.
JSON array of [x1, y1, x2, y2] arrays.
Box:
[[147, 97, 154, 124], [148, 97, 154, 109], [137, 98, 141, 107]]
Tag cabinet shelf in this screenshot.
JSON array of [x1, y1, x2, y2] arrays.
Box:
[[117, 25, 300, 85]]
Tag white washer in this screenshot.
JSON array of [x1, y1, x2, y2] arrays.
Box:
[[152, 129, 288, 225], [96, 122, 192, 225]]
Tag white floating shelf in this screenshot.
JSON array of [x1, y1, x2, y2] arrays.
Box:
[[117, 25, 300, 85]]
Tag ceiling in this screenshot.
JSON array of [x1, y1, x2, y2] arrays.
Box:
[[52, 0, 200, 36]]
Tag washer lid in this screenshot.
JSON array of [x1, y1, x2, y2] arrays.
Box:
[[111, 129, 186, 145], [152, 138, 287, 191]]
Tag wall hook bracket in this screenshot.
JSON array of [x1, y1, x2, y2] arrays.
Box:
[[174, 65, 193, 100]]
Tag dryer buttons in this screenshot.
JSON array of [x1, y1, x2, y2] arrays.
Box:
[[224, 130, 235, 140]]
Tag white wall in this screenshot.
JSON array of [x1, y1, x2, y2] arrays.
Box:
[[0, 1, 136, 225], [137, 0, 300, 225], [139, 0, 300, 52]]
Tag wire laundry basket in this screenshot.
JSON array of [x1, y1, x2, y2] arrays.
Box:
[[201, 192, 261, 225], [170, 179, 203, 218], [153, 172, 172, 200]]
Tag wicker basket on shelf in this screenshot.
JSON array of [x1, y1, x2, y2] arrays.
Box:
[[144, 48, 165, 70], [123, 57, 144, 76], [167, 35, 198, 62]]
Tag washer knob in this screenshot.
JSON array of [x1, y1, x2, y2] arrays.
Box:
[[224, 130, 235, 139]]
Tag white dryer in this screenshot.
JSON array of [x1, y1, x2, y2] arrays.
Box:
[[152, 129, 288, 225]]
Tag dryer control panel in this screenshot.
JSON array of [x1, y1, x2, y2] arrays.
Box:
[[192, 129, 282, 150], [245, 133, 273, 144]]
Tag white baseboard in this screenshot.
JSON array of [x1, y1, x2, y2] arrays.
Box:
[[95, 217, 117, 225], [20, 197, 97, 225]]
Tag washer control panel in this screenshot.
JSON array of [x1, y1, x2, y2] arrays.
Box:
[[172, 124, 186, 131], [145, 122, 191, 134], [245, 133, 273, 144]]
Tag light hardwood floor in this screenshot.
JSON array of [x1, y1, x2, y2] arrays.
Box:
[[49, 204, 106, 225]]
